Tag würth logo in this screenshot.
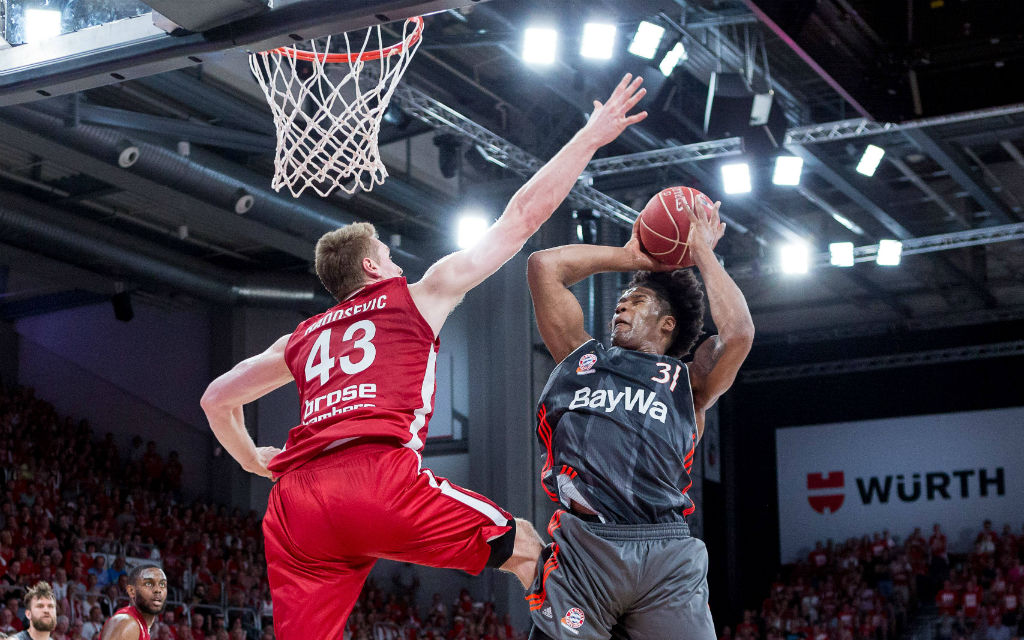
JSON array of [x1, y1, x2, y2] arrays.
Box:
[[807, 471, 845, 514]]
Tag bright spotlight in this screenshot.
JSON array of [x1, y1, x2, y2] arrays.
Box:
[[628, 21, 664, 59], [876, 239, 902, 266], [523, 27, 558, 65], [721, 162, 752, 194], [829, 242, 855, 267], [25, 8, 62, 43], [780, 242, 810, 275], [658, 42, 687, 76], [581, 22, 616, 60], [855, 144, 885, 177], [772, 156, 804, 186], [457, 213, 490, 250]]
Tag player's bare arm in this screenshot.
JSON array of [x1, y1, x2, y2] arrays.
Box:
[[410, 73, 649, 337], [200, 333, 294, 478], [527, 223, 677, 363], [100, 615, 142, 640], [686, 202, 754, 438]]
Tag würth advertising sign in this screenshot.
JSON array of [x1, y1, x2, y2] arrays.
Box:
[[776, 407, 1023, 563]]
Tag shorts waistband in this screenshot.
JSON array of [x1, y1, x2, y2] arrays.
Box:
[[298, 437, 403, 471], [578, 518, 691, 541]]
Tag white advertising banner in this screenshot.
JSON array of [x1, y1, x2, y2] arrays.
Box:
[[776, 406, 1024, 564]]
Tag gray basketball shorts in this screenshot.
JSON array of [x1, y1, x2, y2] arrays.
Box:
[[526, 510, 716, 640]]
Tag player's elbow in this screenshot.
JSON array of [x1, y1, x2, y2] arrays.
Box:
[[200, 383, 229, 414], [722, 320, 755, 351], [527, 249, 558, 286]]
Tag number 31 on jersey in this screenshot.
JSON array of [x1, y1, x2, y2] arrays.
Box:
[[651, 362, 683, 391], [305, 320, 377, 385]]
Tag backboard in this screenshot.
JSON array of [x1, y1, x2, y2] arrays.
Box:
[[0, 0, 483, 106]]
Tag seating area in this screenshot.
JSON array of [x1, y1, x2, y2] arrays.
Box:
[[0, 382, 525, 640]]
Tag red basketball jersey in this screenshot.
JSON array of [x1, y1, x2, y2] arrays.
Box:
[[268, 277, 439, 476]]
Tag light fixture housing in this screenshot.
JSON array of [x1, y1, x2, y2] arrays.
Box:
[[772, 156, 803, 186], [876, 239, 903, 266], [627, 21, 664, 59], [581, 22, 616, 60], [457, 214, 490, 250], [856, 144, 886, 177], [721, 162, 752, 194], [523, 27, 558, 65], [829, 242, 855, 267]]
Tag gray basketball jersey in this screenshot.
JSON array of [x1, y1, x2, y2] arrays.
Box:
[[536, 339, 699, 524]]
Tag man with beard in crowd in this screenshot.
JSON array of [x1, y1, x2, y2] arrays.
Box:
[[12, 582, 57, 640], [100, 565, 167, 640]]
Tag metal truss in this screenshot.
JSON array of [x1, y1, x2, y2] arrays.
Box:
[[784, 103, 1024, 145], [584, 138, 743, 177], [728, 222, 1024, 279], [394, 81, 639, 225], [586, 103, 1024, 175], [742, 340, 1024, 382]]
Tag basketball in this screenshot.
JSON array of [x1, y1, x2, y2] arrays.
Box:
[[636, 186, 714, 267]]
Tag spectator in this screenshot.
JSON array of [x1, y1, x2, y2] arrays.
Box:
[[80, 608, 103, 640]]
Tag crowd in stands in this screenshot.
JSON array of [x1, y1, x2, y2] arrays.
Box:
[[0, 382, 526, 640], [721, 522, 1024, 640]]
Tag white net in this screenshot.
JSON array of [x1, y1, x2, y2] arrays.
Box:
[[249, 18, 423, 198]]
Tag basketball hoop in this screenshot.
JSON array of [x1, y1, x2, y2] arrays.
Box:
[[249, 17, 424, 198]]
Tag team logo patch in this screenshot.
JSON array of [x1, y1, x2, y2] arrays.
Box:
[[576, 353, 597, 375], [561, 607, 585, 633]]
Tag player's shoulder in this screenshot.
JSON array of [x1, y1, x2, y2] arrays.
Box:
[[101, 613, 142, 640]]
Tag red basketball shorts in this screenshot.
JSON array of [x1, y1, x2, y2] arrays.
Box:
[[262, 441, 513, 640]]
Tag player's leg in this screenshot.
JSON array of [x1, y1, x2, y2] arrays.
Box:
[[263, 481, 376, 640], [617, 536, 716, 640], [524, 512, 621, 640], [374, 447, 524, 574]]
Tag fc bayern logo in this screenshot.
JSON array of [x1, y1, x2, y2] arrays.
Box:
[[576, 353, 597, 375], [561, 607, 585, 631]]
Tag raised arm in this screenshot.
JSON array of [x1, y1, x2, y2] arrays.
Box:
[[200, 333, 294, 478], [527, 226, 674, 363], [687, 203, 754, 433], [409, 73, 649, 336]]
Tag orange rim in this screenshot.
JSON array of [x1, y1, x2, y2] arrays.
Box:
[[261, 16, 423, 63]]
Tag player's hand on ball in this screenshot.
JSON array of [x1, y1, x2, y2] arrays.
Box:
[[686, 200, 726, 254], [626, 219, 682, 272], [246, 446, 282, 480], [584, 73, 648, 147]]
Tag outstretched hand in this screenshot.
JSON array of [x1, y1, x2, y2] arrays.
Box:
[[244, 446, 282, 480], [583, 73, 648, 147], [624, 219, 684, 272], [686, 199, 726, 255]]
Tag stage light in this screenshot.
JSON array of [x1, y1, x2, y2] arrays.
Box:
[[457, 213, 489, 250], [628, 21, 664, 59], [780, 242, 810, 274], [581, 22, 616, 60], [829, 242, 855, 267], [876, 239, 902, 266], [772, 156, 803, 186], [523, 27, 557, 65], [24, 8, 62, 43], [856, 144, 885, 176], [658, 42, 687, 76], [721, 162, 751, 194]]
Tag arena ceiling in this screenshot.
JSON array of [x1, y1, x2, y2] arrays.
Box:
[[0, 0, 1022, 371]]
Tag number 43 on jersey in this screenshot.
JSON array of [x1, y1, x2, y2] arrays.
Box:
[[305, 320, 377, 385]]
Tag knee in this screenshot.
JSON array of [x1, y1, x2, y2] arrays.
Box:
[[514, 518, 544, 549]]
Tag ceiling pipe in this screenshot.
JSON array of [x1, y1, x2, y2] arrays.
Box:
[[0, 189, 334, 309]]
